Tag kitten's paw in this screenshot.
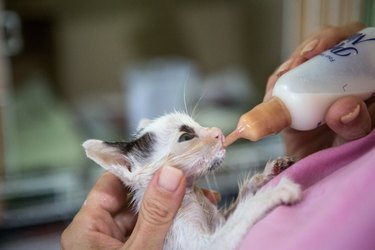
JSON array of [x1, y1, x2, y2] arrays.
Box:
[[240, 173, 268, 197], [240, 157, 296, 198], [274, 177, 302, 205], [264, 156, 295, 177]]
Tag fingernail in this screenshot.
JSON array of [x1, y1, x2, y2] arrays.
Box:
[[158, 166, 183, 192], [300, 39, 319, 56], [340, 104, 360, 124], [276, 59, 292, 77]]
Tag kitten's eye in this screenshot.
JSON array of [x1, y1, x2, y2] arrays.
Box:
[[178, 133, 195, 142]]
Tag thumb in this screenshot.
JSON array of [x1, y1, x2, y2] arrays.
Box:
[[325, 96, 372, 141], [123, 166, 186, 250]]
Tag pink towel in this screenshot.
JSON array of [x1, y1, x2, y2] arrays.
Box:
[[239, 130, 375, 250]]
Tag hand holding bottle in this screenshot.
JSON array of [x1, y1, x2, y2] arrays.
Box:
[[266, 23, 375, 159], [225, 23, 375, 159]]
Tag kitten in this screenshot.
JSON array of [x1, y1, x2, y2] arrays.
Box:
[[83, 112, 301, 250]]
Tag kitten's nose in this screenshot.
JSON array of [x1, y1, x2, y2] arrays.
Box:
[[208, 127, 224, 142]]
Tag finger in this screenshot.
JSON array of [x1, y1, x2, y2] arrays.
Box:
[[265, 24, 365, 103], [298, 31, 339, 60], [264, 73, 278, 102], [290, 55, 306, 69], [338, 22, 366, 37], [265, 29, 341, 102], [292, 35, 336, 67], [264, 59, 294, 101], [113, 203, 138, 238], [123, 166, 186, 250], [74, 172, 132, 241], [325, 96, 372, 140], [299, 35, 340, 60], [85, 172, 129, 214], [299, 23, 365, 60], [266, 31, 339, 102], [366, 96, 375, 126]]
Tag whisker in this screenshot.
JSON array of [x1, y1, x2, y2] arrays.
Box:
[[182, 65, 193, 115], [183, 78, 188, 115], [205, 175, 213, 193], [191, 87, 207, 119], [212, 171, 219, 190]]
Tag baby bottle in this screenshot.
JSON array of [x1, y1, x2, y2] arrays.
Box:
[[225, 27, 375, 146]]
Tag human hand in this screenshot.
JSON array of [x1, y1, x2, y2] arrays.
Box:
[[61, 166, 186, 250], [265, 22, 375, 159], [61, 167, 221, 250]]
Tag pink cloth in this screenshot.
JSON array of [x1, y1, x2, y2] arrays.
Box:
[[239, 130, 375, 250]]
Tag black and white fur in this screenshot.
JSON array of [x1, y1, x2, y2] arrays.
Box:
[[83, 112, 301, 250]]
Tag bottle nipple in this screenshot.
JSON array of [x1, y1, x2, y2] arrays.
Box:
[[224, 96, 291, 147]]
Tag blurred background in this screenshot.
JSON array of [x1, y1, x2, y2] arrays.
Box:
[[0, 0, 373, 249]]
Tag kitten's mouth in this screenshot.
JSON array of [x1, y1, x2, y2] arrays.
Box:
[[191, 143, 226, 178], [208, 147, 226, 171]]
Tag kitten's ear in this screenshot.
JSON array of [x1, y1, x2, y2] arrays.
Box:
[[137, 118, 152, 131], [82, 139, 133, 183]]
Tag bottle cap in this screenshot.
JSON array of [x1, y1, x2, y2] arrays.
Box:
[[224, 96, 291, 147]]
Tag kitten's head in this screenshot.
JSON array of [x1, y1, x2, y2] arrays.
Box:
[[83, 112, 225, 189]]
